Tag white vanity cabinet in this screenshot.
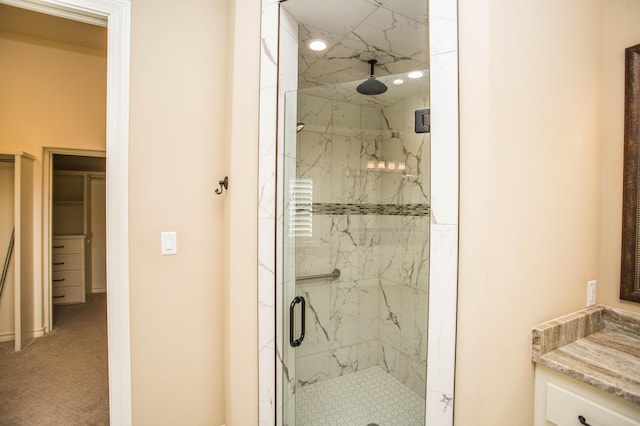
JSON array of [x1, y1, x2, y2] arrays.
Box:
[[51, 235, 85, 305], [534, 366, 640, 426]]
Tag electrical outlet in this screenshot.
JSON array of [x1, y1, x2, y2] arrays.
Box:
[[587, 280, 596, 307]]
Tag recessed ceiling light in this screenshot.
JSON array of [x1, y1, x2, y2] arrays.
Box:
[[308, 39, 328, 51], [408, 71, 424, 79], [393, 79, 404, 85]]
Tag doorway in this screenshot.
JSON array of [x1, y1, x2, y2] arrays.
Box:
[[282, 75, 431, 425], [46, 151, 106, 328], [0, 0, 132, 421]]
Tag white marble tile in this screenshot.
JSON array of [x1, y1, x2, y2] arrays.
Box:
[[401, 286, 429, 362], [260, 4, 282, 423], [356, 216, 381, 280], [329, 344, 359, 378], [297, 24, 345, 68], [361, 105, 382, 133], [279, 6, 298, 39], [378, 281, 403, 349], [297, 351, 330, 386], [353, 6, 427, 61], [381, 102, 403, 137], [258, 103, 277, 221], [295, 132, 332, 203], [259, 3, 279, 91], [299, 94, 333, 133], [296, 283, 331, 357], [295, 215, 332, 277], [330, 135, 363, 203], [429, 50, 459, 225], [284, 0, 377, 37], [332, 100, 362, 137], [377, 340, 401, 378], [278, 24, 299, 96], [429, 0, 458, 56], [360, 169, 383, 204], [426, 388, 454, 426], [382, 0, 428, 23], [330, 216, 360, 282], [357, 340, 379, 370], [407, 358, 428, 399], [329, 280, 360, 349], [426, 224, 458, 396], [357, 279, 380, 342], [396, 352, 427, 399]]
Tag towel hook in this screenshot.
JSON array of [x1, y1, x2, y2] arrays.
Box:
[[215, 176, 228, 195]]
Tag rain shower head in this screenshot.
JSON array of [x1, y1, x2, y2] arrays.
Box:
[[356, 59, 388, 96]]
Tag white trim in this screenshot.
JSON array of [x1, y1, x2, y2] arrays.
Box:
[[0, 327, 46, 343], [0, 331, 14, 343], [18, 0, 132, 424], [0, 0, 107, 26]]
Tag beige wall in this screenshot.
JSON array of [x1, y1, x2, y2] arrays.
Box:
[[223, 0, 260, 424], [456, 0, 606, 424], [599, 0, 640, 314], [0, 31, 106, 336], [128, 0, 230, 423]]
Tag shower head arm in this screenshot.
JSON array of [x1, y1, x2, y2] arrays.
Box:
[[368, 59, 377, 77]]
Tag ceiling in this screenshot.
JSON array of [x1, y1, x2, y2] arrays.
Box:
[[282, 0, 428, 90], [0, 4, 106, 52]]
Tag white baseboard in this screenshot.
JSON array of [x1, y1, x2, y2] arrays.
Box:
[[0, 331, 14, 343], [92, 288, 107, 294], [0, 327, 46, 343]]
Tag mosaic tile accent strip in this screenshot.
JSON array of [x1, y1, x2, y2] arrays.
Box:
[[296, 366, 425, 426], [312, 203, 430, 217]]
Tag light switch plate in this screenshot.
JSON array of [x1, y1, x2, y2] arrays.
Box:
[[587, 280, 596, 307], [161, 231, 177, 255]]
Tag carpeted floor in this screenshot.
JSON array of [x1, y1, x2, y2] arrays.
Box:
[[0, 293, 109, 425]]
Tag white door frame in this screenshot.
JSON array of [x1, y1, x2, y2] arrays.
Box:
[[2, 0, 132, 423]]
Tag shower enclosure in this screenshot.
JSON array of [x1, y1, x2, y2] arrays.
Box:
[[259, 0, 459, 423], [281, 46, 431, 426]]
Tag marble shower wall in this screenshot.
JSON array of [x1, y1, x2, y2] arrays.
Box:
[[378, 94, 430, 398], [294, 90, 430, 399], [294, 92, 383, 387]]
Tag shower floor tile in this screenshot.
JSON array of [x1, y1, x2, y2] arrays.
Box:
[[296, 366, 425, 426]]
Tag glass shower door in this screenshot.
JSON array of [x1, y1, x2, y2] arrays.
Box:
[[282, 72, 431, 426]]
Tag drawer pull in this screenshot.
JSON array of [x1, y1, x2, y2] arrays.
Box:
[[53, 295, 65, 299], [578, 416, 592, 426], [53, 262, 65, 265], [52, 278, 65, 282], [53, 245, 65, 249]]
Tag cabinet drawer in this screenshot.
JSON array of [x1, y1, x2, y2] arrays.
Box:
[[52, 254, 82, 271], [52, 286, 82, 304], [547, 383, 640, 426], [51, 270, 82, 288], [52, 238, 82, 254]]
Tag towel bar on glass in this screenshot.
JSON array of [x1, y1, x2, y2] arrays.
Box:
[[295, 268, 341, 282]]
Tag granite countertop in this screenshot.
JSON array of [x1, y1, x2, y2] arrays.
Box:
[[531, 305, 640, 405]]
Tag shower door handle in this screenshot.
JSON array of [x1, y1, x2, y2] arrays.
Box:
[[289, 296, 305, 347]]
